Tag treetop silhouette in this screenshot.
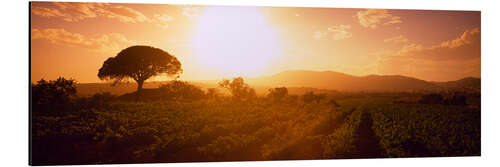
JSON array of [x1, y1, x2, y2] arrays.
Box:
[[219, 77, 256, 100], [98, 45, 182, 92]]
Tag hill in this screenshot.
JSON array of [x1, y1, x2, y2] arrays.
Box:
[[76, 70, 480, 96], [247, 70, 441, 92], [432, 77, 481, 93]]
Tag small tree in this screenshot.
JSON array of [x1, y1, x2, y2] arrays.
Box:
[[219, 77, 256, 100], [98, 45, 182, 92], [268, 87, 288, 102]]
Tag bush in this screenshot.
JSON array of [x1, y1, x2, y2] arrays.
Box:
[[302, 91, 326, 103], [206, 88, 221, 99], [267, 87, 288, 102], [87, 92, 116, 107], [418, 93, 443, 104], [32, 77, 77, 115], [444, 95, 467, 106], [219, 77, 256, 100], [158, 80, 206, 101]]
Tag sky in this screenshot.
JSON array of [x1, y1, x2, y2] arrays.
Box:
[[30, 2, 481, 83]]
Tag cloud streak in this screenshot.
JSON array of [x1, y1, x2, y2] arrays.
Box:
[[31, 2, 174, 28], [384, 35, 409, 43], [313, 31, 328, 40], [314, 24, 353, 40], [327, 24, 353, 40], [369, 28, 480, 81], [356, 9, 402, 29], [101, 5, 150, 23], [31, 6, 67, 18], [31, 28, 135, 53], [182, 7, 199, 18]]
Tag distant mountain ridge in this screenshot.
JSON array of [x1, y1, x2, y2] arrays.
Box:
[[76, 70, 480, 96], [247, 70, 480, 92], [431, 77, 481, 92]]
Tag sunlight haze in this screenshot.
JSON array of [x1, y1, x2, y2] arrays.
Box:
[[30, 2, 481, 83]]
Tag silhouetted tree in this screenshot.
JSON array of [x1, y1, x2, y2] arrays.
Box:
[[98, 45, 182, 92], [31, 77, 77, 114], [219, 77, 256, 100], [268, 87, 288, 102]]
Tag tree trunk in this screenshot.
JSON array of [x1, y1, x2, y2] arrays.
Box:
[[137, 80, 144, 92]]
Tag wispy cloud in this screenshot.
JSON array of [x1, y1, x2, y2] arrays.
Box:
[[439, 28, 480, 48], [368, 28, 480, 81], [31, 28, 135, 53], [100, 5, 150, 23], [152, 14, 174, 28], [182, 7, 199, 18], [356, 9, 402, 29], [384, 35, 409, 43], [31, 2, 174, 28], [31, 6, 67, 18], [313, 31, 328, 40], [50, 2, 101, 22], [314, 24, 352, 40], [327, 24, 353, 40]]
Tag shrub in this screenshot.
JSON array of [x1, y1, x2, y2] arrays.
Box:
[[302, 91, 326, 103], [418, 93, 443, 104], [219, 77, 256, 100], [444, 95, 467, 106], [206, 88, 221, 99], [31, 77, 77, 115], [87, 92, 116, 107], [267, 87, 288, 102], [158, 80, 205, 101]]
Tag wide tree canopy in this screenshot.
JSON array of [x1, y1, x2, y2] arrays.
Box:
[[98, 45, 182, 92]]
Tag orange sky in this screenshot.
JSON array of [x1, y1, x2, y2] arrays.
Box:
[[30, 2, 481, 83]]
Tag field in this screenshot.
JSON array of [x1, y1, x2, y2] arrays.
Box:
[[29, 3, 482, 166], [31, 81, 481, 165]]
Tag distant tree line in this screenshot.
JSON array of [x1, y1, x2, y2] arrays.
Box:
[[418, 93, 467, 105]]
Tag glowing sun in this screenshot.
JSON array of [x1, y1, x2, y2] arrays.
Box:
[[192, 6, 283, 78]]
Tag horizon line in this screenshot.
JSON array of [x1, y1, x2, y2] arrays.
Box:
[[66, 69, 480, 84]]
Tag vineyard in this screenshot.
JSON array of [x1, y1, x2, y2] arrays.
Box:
[[30, 78, 480, 165], [31, 94, 480, 165]]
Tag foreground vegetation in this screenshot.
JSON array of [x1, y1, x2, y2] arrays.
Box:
[[31, 78, 481, 165]]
